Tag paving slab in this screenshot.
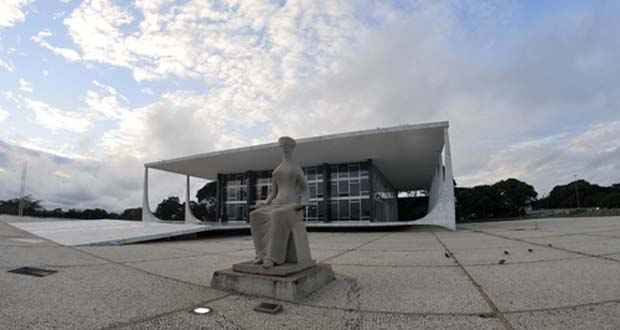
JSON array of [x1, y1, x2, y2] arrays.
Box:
[[127, 253, 249, 286], [0, 236, 56, 246], [302, 265, 492, 314], [76, 244, 207, 263], [522, 234, 620, 255], [358, 237, 444, 251], [309, 240, 374, 250], [222, 247, 347, 263], [308, 232, 388, 242], [506, 301, 620, 330], [329, 249, 457, 266], [437, 232, 525, 249], [360, 312, 505, 330], [451, 243, 580, 266], [466, 257, 620, 312], [0, 245, 108, 268], [583, 229, 620, 239], [0, 263, 225, 330], [474, 228, 574, 239], [151, 239, 254, 254], [116, 294, 359, 330]]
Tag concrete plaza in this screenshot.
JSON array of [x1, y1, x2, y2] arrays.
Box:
[[1, 215, 620, 329]]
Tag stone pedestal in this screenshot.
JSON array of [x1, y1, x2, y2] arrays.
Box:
[[211, 263, 335, 302], [232, 260, 316, 276]]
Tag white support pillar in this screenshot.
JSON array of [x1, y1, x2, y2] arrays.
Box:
[[185, 175, 203, 224], [414, 127, 456, 230], [142, 166, 164, 223]]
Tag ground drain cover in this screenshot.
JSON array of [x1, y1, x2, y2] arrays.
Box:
[[8, 267, 57, 277], [254, 302, 283, 314]]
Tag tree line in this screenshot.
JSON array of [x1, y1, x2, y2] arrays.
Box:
[[0, 182, 218, 221], [456, 178, 620, 222], [1, 179, 618, 222]]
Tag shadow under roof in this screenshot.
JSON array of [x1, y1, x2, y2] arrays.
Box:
[[146, 121, 448, 190]]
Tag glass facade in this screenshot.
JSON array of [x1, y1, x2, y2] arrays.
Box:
[[219, 160, 398, 222], [329, 162, 371, 221], [223, 174, 248, 221]]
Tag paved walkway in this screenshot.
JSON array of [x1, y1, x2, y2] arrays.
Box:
[[1, 216, 619, 329]]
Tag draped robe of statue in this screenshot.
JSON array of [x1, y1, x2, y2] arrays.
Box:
[[249, 155, 308, 267]]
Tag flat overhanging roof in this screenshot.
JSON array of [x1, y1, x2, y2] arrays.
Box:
[[146, 121, 449, 190]]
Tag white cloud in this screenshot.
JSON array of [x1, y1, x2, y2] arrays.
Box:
[[85, 80, 128, 120], [99, 90, 250, 161], [31, 30, 82, 62], [458, 121, 620, 195], [23, 98, 92, 133], [61, 0, 363, 128], [0, 106, 9, 122], [18, 78, 32, 93], [0, 0, 34, 28], [0, 57, 14, 72], [62, 0, 133, 66]]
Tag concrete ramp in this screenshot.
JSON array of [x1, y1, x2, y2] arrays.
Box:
[[4, 215, 444, 246], [9, 219, 209, 246]]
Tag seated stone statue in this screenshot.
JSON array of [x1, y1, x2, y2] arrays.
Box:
[[249, 136, 312, 269]]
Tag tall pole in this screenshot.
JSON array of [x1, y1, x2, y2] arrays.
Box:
[[18, 161, 28, 216]]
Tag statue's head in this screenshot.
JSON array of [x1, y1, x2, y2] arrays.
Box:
[[278, 136, 296, 155]]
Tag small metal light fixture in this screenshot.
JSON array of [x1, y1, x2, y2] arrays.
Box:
[[192, 307, 211, 315]]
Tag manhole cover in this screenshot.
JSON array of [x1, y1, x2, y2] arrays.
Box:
[[8, 267, 57, 277]]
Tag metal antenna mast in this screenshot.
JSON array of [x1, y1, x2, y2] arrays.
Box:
[[18, 161, 28, 216]]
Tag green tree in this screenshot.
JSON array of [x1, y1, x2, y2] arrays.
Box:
[[455, 178, 539, 221], [155, 196, 184, 220], [196, 181, 217, 220], [493, 178, 538, 216], [0, 195, 43, 216], [120, 207, 142, 221]]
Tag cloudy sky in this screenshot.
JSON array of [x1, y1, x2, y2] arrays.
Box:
[[0, 0, 618, 211]]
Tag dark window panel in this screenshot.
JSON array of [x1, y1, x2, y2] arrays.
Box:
[[330, 202, 338, 219], [338, 164, 348, 178], [339, 200, 350, 219], [351, 201, 360, 219], [362, 199, 371, 217], [361, 178, 370, 194], [350, 181, 360, 196], [349, 164, 359, 178]]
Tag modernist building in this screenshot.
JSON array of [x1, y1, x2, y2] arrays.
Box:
[[142, 121, 456, 230]]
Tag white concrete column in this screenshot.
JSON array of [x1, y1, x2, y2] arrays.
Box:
[[414, 126, 456, 230], [185, 175, 203, 224], [142, 166, 163, 223]]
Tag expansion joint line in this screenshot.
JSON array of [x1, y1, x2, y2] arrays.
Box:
[[432, 232, 514, 330], [472, 230, 620, 264]]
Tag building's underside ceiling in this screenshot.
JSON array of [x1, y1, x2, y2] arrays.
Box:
[[146, 121, 448, 191]]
